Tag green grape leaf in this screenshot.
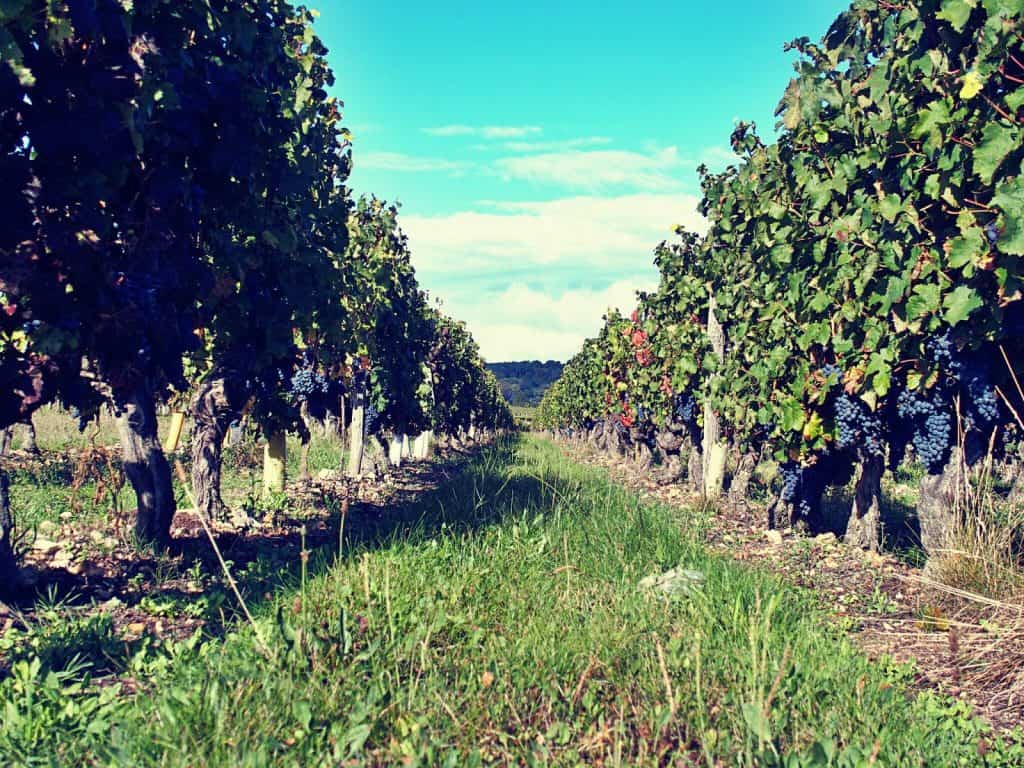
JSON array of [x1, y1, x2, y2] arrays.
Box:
[[943, 286, 983, 326], [974, 123, 1020, 184], [937, 0, 976, 32]]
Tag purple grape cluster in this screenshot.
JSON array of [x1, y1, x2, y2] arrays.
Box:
[[963, 364, 1000, 427], [834, 393, 885, 457], [674, 393, 697, 423], [896, 388, 953, 473]]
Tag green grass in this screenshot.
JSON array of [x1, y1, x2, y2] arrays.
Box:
[[4, 415, 347, 535], [1, 436, 1021, 766]]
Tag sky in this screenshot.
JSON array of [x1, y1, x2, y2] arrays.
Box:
[[312, 1, 851, 362]]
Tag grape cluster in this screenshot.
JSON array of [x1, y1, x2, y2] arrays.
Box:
[[833, 394, 884, 457], [289, 367, 330, 400], [963, 364, 999, 427], [896, 389, 952, 473], [674, 394, 697, 424], [777, 462, 813, 519], [926, 330, 963, 378], [820, 363, 842, 380], [778, 462, 801, 502]]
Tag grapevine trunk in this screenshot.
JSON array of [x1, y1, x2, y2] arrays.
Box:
[[846, 455, 883, 551], [0, 470, 22, 599], [727, 452, 757, 505], [917, 446, 965, 560], [190, 375, 243, 522], [116, 386, 175, 546]]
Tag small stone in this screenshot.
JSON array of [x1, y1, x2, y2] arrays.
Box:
[[66, 561, 84, 576], [37, 520, 57, 534], [98, 597, 123, 613], [31, 537, 61, 557], [317, 469, 339, 481], [814, 533, 837, 547], [50, 551, 72, 570], [124, 622, 147, 636], [864, 551, 886, 567], [764, 530, 784, 546]]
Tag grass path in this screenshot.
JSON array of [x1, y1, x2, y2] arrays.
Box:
[[2, 436, 1020, 766]]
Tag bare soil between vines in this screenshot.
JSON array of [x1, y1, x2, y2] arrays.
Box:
[[553, 437, 1024, 734]]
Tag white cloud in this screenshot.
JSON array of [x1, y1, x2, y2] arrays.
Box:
[[404, 194, 707, 361], [466, 280, 656, 361], [497, 136, 612, 153], [424, 125, 542, 139], [494, 147, 686, 191], [480, 125, 542, 139], [358, 151, 469, 174], [404, 193, 706, 274], [423, 125, 476, 137]]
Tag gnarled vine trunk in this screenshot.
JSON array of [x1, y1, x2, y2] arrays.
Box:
[[846, 454, 882, 551], [190, 374, 246, 522], [687, 444, 703, 494], [0, 470, 23, 599], [727, 451, 757, 505], [22, 418, 37, 454], [918, 446, 965, 560], [116, 385, 175, 546]]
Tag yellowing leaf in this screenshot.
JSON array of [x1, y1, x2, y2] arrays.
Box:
[[959, 70, 984, 100]]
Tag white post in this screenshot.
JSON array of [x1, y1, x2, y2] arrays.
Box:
[[388, 434, 403, 468], [702, 291, 727, 501]]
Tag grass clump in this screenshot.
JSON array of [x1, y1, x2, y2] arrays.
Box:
[[1, 436, 1022, 766]]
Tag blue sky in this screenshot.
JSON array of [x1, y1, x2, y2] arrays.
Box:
[[312, 1, 850, 361]]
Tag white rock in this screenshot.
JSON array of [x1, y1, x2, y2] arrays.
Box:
[[31, 537, 61, 557], [639, 567, 705, 597], [765, 530, 784, 546]]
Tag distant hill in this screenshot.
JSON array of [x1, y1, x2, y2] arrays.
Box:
[[487, 360, 564, 407]]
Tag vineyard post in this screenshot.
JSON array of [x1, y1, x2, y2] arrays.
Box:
[[702, 290, 727, 500], [338, 393, 346, 442], [389, 434, 403, 467], [347, 369, 367, 478], [164, 411, 186, 454], [263, 431, 287, 496]]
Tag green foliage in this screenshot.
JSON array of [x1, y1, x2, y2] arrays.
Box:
[[541, 0, 1024, 468]]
